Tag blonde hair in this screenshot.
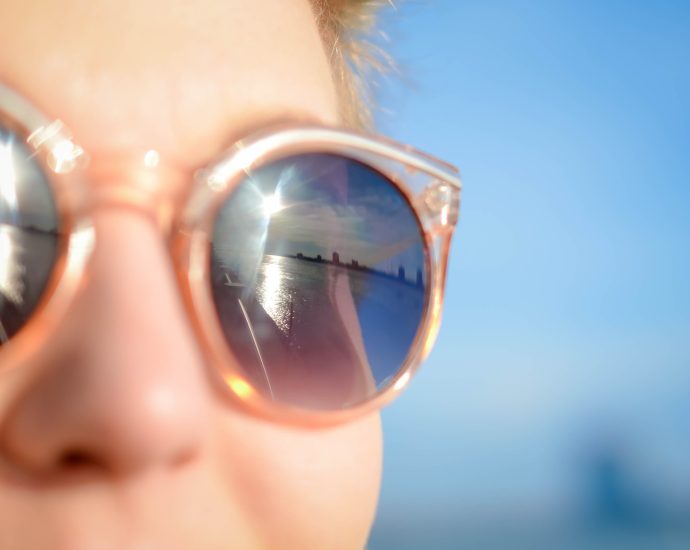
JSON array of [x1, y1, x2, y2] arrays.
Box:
[[311, 0, 395, 129]]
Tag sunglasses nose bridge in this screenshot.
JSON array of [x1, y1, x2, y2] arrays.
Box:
[[86, 184, 174, 235], [83, 156, 188, 236]]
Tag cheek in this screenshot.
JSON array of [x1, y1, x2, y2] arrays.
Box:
[[212, 412, 382, 549]]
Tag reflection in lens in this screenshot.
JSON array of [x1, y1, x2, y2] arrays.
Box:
[[210, 153, 427, 410], [0, 127, 59, 343]]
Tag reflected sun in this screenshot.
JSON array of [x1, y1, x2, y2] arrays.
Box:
[[261, 193, 283, 217]]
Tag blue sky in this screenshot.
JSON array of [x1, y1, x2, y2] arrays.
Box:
[[369, 1, 690, 548]]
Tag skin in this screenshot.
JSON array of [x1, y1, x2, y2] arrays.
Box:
[[0, 1, 383, 548]]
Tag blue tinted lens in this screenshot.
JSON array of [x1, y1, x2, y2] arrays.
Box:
[[210, 153, 427, 410], [0, 127, 59, 343]]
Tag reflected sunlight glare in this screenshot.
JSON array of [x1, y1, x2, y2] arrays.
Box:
[[261, 193, 283, 217], [392, 371, 411, 392], [0, 141, 18, 215], [48, 138, 84, 174], [227, 376, 255, 399], [256, 260, 291, 334], [0, 227, 23, 305]]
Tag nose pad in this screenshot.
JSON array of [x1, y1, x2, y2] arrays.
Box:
[[0, 210, 212, 477]]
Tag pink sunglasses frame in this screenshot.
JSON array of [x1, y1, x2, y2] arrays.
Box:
[[0, 82, 462, 427]]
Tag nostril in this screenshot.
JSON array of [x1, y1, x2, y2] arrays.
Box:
[[58, 449, 103, 470]]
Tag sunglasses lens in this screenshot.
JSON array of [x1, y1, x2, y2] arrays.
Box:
[[210, 153, 428, 410], [0, 127, 59, 343]]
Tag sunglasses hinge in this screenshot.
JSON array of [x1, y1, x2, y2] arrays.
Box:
[[417, 179, 461, 232]]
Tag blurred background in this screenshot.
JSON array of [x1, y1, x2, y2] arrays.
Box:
[[368, 1, 690, 548]]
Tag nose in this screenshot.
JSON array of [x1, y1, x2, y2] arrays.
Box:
[[0, 211, 211, 477]]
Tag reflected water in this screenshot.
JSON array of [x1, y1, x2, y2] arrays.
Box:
[[212, 253, 425, 409]]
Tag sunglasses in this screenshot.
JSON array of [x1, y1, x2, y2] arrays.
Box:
[[0, 82, 461, 426]]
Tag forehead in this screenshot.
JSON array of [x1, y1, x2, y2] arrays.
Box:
[[0, 0, 338, 168]]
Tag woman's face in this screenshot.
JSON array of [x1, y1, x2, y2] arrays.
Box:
[[0, 1, 382, 548]]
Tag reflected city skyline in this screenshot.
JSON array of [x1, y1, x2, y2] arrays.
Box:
[[286, 250, 425, 287], [213, 151, 427, 290]]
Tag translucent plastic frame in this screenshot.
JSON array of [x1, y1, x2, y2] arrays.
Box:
[[0, 82, 462, 427]]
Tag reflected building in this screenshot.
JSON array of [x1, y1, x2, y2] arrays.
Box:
[[288, 250, 424, 287]]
